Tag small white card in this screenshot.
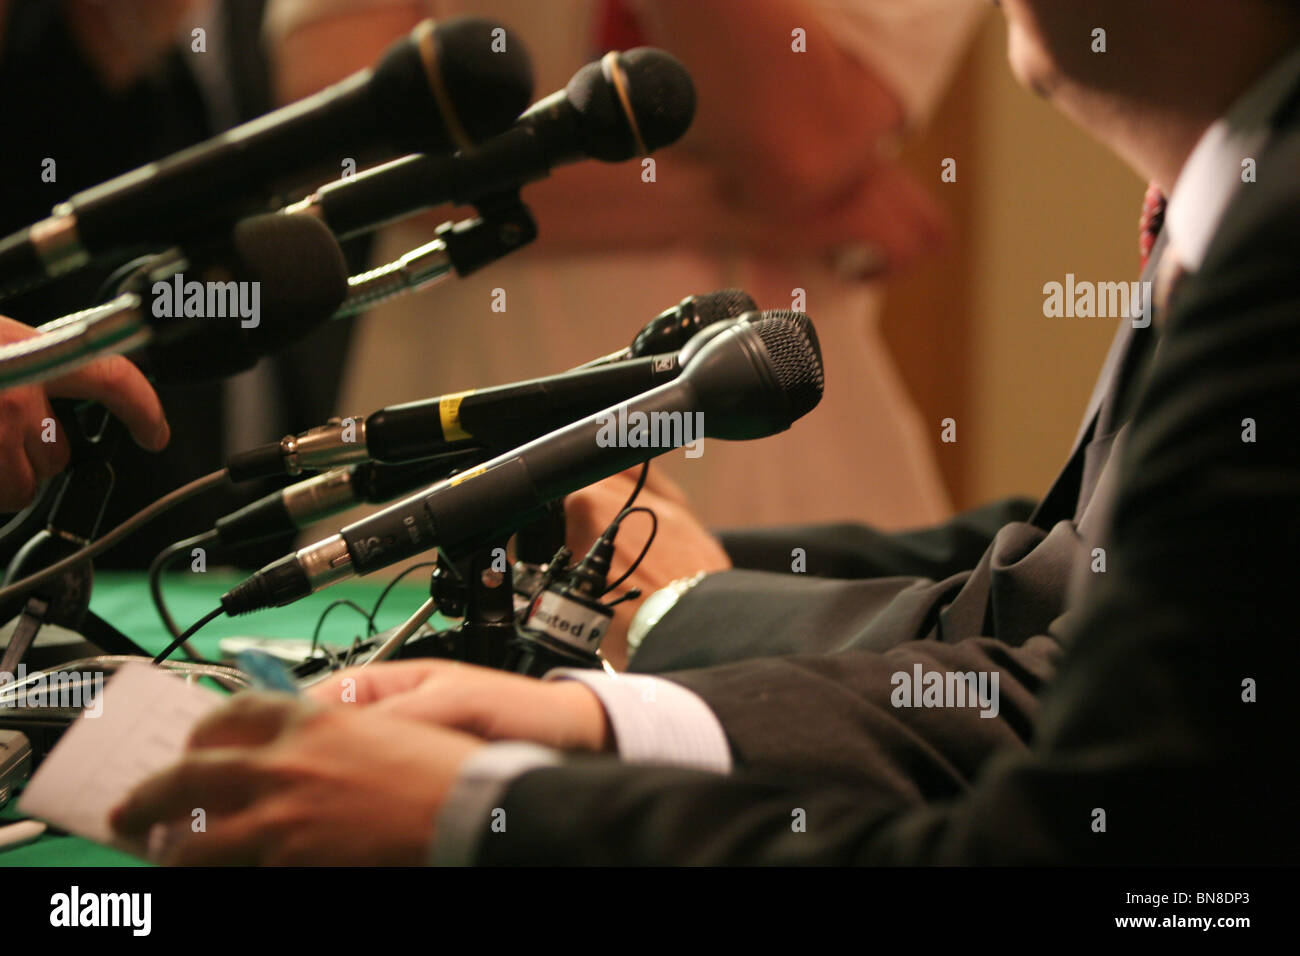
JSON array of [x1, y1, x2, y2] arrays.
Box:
[[19, 663, 223, 853]]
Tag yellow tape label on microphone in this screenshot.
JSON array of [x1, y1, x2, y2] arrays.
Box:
[[440, 390, 474, 441], [448, 463, 487, 487]]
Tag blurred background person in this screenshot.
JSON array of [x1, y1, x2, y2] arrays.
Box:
[[266, 0, 988, 530], [0, 0, 356, 569]]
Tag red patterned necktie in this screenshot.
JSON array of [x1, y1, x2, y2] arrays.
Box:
[[1139, 181, 1167, 272]]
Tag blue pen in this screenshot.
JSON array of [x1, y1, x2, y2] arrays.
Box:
[[235, 649, 301, 694]]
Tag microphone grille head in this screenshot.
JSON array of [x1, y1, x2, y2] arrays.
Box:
[[695, 288, 758, 324], [233, 213, 348, 321], [618, 48, 696, 153], [567, 48, 696, 160], [434, 18, 535, 143], [750, 311, 825, 420], [378, 18, 535, 153], [147, 213, 348, 384]]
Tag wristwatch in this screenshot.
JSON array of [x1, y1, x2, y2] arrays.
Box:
[[626, 571, 706, 664]]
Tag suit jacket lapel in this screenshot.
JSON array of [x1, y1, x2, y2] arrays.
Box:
[[1029, 231, 1169, 527]]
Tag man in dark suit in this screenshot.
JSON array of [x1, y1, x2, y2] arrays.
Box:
[[115, 0, 1300, 864]]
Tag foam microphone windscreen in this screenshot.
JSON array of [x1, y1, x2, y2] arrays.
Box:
[[231, 212, 348, 352], [144, 213, 348, 383], [567, 48, 696, 160], [372, 16, 536, 152]]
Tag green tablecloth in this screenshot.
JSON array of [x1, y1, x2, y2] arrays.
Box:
[[0, 569, 437, 867]]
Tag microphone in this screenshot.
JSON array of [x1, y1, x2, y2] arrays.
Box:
[[225, 291, 761, 481], [0, 213, 348, 388], [139, 213, 349, 383], [211, 453, 488, 551], [569, 289, 757, 370], [285, 47, 695, 239], [221, 311, 824, 613], [0, 17, 533, 294]]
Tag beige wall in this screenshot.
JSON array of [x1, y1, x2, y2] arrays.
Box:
[[960, 17, 1145, 503]]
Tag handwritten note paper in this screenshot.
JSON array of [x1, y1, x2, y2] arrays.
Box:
[[19, 663, 222, 852]]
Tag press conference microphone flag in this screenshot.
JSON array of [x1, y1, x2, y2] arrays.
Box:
[[286, 47, 695, 239], [0, 17, 533, 295], [222, 311, 824, 613]]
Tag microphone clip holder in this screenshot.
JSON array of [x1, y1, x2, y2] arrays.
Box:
[[390, 537, 519, 668], [439, 189, 537, 278]]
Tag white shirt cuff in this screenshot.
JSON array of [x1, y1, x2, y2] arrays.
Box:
[[431, 742, 562, 866], [544, 670, 733, 774]]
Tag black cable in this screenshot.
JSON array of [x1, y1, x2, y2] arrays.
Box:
[[310, 599, 374, 657], [620, 462, 650, 515], [153, 606, 224, 664], [0, 468, 229, 606], [343, 634, 365, 669], [148, 529, 220, 645], [602, 505, 658, 596], [369, 561, 439, 629]]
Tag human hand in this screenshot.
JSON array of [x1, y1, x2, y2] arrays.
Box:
[[0, 315, 169, 512], [111, 692, 483, 865], [564, 467, 730, 668], [306, 660, 613, 754]]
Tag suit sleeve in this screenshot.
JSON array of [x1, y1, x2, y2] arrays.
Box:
[[627, 498, 1038, 672], [473, 156, 1300, 865], [716, 497, 1035, 579]]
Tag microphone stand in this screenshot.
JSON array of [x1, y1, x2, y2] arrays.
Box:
[[362, 188, 542, 667], [333, 188, 538, 319], [376, 506, 571, 669]]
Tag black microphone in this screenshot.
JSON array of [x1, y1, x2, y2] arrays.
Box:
[[138, 213, 349, 383], [212, 453, 488, 551], [0, 17, 534, 294], [225, 291, 761, 481], [629, 289, 757, 358], [3, 213, 349, 388], [286, 47, 695, 239], [221, 311, 824, 613], [568, 289, 757, 369]]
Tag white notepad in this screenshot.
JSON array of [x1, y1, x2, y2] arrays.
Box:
[[19, 663, 223, 853]]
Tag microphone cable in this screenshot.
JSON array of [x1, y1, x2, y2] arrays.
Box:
[[0, 468, 230, 607], [153, 606, 225, 665], [147, 529, 221, 659]]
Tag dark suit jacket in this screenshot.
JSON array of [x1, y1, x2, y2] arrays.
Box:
[[475, 92, 1300, 864]]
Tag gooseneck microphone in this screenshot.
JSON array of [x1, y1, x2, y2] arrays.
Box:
[[0, 213, 349, 388], [0, 17, 533, 295], [285, 47, 695, 239], [222, 311, 824, 613]]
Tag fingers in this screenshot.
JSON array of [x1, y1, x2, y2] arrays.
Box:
[[0, 385, 63, 511], [111, 751, 264, 838], [159, 808, 284, 867], [47, 353, 169, 451], [305, 660, 457, 707], [186, 693, 316, 750], [22, 395, 70, 484], [369, 688, 474, 727]]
